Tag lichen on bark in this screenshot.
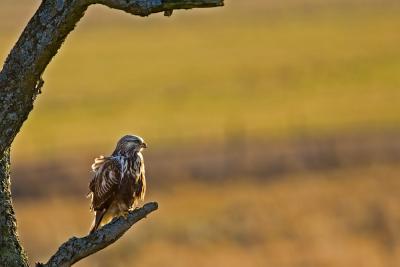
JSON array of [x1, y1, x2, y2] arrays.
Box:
[[0, 149, 29, 267]]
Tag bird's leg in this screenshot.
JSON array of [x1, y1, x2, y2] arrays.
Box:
[[121, 210, 129, 219], [122, 206, 140, 219]]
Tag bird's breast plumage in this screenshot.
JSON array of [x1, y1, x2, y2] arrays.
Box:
[[113, 153, 145, 207]]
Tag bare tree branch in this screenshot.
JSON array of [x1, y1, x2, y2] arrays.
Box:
[[95, 0, 224, 16], [37, 202, 158, 267]]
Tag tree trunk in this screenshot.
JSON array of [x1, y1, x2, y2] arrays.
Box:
[[0, 2, 89, 263], [0, 149, 28, 267]]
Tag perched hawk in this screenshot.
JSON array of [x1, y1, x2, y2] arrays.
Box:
[[88, 135, 147, 233]]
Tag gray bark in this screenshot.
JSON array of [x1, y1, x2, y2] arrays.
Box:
[[0, 0, 223, 266], [0, 150, 29, 267], [37, 202, 158, 267]]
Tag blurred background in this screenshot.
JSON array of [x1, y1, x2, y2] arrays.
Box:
[[1, 0, 400, 266]]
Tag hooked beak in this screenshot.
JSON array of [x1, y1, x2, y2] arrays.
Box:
[[141, 142, 148, 149]]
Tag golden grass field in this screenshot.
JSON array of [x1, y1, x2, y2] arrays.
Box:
[[1, 0, 400, 266], [15, 164, 400, 267]]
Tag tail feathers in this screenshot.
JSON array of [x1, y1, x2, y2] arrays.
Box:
[[89, 210, 106, 234]]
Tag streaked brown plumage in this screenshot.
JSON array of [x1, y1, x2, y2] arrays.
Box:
[[88, 135, 147, 233]]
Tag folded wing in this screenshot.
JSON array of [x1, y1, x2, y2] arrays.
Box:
[[89, 156, 122, 211]]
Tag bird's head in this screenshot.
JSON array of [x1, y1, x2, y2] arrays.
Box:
[[113, 134, 147, 156]]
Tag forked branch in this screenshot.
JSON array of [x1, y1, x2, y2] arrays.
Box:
[[37, 202, 158, 267]]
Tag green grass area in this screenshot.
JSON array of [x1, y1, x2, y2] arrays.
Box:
[[1, 1, 400, 159]]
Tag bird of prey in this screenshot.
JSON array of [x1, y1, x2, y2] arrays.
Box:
[[88, 135, 147, 234]]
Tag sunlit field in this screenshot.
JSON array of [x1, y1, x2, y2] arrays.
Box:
[[15, 165, 400, 267], [1, 0, 400, 266]]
